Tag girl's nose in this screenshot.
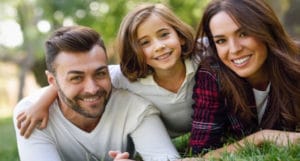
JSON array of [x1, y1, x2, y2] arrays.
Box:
[[154, 43, 166, 53]]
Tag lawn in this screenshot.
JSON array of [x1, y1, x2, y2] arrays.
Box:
[[0, 117, 19, 161], [1, 116, 299, 161]]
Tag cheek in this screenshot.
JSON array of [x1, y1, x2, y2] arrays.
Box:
[[216, 46, 227, 62], [142, 47, 152, 58]]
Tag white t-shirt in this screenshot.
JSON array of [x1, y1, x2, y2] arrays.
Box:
[[13, 88, 179, 161], [109, 59, 198, 137], [253, 83, 271, 124]]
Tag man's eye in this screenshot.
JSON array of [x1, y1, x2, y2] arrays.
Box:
[[70, 76, 82, 83], [95, 71, 107, 78]]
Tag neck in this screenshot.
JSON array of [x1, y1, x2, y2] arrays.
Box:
[[153, 60, 186, 93], [58, 100, 100, 132], [247, 66, 269, 91]]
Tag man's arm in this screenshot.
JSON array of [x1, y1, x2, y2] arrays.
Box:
[[130, 114, 180, 161]]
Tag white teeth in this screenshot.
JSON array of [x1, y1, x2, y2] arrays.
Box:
[[155, 52, 171, 60], [232, 56, 250, 65], [83, 97, 98, 102]]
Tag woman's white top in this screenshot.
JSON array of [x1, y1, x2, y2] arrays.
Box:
[[253, 83, 271, 124]]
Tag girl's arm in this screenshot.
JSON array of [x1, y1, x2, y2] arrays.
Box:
[[16, 85, 58, 138], [203, 129, 300, 159]]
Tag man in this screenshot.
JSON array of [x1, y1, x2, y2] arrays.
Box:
[[13, 26, 179, 161]]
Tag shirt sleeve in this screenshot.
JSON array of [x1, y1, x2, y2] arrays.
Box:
[[189, 69, 226, 154], [13, 97, 62, 161], [130, 111, 180, 161]]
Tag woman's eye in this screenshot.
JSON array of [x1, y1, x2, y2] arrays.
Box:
[[240, 32, 248, 38], [215, 39, 226, 44]]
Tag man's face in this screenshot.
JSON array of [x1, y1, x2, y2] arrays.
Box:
[[47, 45, 111, 119]]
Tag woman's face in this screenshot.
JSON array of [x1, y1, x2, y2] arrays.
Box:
[[209, 11, 268, 86]]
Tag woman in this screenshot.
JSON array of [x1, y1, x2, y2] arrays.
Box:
[[190, 0, 300, 158]]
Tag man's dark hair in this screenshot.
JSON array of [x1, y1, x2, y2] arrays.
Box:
[[45, 26, 106, 73]]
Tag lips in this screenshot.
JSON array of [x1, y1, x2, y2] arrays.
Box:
[[154, 51, 172, 60], [231, 55, 251, 66]]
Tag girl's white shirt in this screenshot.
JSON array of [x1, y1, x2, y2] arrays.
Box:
[[109, 59, 198, 137]]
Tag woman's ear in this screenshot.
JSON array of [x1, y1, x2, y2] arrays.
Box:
[[180, 37, 186, 46]]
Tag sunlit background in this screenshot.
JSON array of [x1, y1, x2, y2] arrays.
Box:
[[0, 0, 299, 160]]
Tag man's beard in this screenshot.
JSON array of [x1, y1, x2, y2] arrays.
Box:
[[57, 86, 110, 119]]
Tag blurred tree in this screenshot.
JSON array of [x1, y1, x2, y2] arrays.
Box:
[[283, 0, 300, 39], [2, 0, 299, 101]]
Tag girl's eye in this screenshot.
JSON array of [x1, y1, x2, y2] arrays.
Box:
[[139, 39, 150, 47], [160, 32, 170, 38]]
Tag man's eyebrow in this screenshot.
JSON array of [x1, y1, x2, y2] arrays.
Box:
[[66, 66, 108, 75], [95, 66, 108, 72]]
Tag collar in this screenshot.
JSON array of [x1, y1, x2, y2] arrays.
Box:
[[139, 58, 197, 85]]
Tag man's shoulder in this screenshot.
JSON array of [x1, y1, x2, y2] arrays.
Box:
[[111, 88, 150, 103], [109, 88, 159, 114]]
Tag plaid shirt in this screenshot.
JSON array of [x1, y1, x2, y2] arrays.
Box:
[[189, 68, 259, 154]]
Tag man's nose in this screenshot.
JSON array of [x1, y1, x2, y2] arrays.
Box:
[[84, 78, 99, 95]]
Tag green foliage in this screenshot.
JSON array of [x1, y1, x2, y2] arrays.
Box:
[[0, 117, 19, 161]]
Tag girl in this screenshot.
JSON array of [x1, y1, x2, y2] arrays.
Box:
[[190, 0, 300, 158], [17, 3, 198, 139]]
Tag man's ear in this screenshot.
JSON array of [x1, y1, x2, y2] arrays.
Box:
[[45, 70, 56, 86]]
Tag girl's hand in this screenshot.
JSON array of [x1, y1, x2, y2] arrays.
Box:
[[16, 106, 49, 138], [16, 85, 58, 138], [108, 151, 135, 161]]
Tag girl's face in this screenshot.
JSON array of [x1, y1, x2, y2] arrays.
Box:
[[137, 14, 184, 73], [210, 11, 268, 85]]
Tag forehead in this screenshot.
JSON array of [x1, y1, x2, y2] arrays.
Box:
[[54, 45, 107, 73], [209, 11, 239, 35], [137, 14, 171, 38]]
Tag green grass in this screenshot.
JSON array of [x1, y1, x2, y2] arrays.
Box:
[[173, 133, 300, 161], [0, 117, 19, 161], [1, 117, 300, 161], [215, 141, 300, 161]]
